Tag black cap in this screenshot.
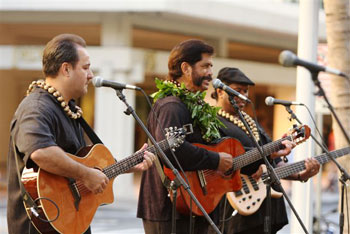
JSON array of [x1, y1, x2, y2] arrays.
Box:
[[217, 67, 255, 86]]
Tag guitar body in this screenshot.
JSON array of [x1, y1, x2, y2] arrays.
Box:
[[22, 144, 116, 234], [226, 170, 282, 216], [164, 138, 246, 216], [20, 125, 191, 233]]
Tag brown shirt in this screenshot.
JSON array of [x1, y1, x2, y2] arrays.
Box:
[[137, 96, 220, 221], [7, 88, 85, 234]]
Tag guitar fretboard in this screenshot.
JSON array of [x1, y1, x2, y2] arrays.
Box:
[[229, 135, 292, 172], [275, 147, 350, 179], [102, 139, 171, 180]]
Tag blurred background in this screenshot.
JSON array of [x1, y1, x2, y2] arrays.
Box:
[[0, 0, 343, 233]]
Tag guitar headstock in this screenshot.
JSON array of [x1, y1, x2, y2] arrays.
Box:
[[165, 124, 193, 151], [288, 125, 311, 145]]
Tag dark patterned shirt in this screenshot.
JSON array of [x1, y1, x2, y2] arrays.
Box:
[[7, 88, 85, 234]]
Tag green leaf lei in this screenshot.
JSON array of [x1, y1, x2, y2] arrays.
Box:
[[151, 78, 225, 142]]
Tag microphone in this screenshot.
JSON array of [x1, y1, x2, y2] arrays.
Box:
[[279, 50, 348, 78], [265, 96, 303, 106], [212, 79, 251, 103], [92, 76, 141, 91]]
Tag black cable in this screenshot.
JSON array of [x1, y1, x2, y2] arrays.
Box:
[[31, 197, 60, 223], [301, 104, 328, 150], [27, 196, 60, 233]]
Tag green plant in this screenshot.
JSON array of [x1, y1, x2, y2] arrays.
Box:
[[151, 78, 224, 142]]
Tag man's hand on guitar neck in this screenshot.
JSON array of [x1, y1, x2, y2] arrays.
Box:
[[278, 158, 320, 182], [298, 158, 320, 181], [270, 139, 295, 159], [217, 152, 233, 172], [127, 143, 156, 173]]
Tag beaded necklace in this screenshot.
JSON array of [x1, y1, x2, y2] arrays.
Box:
[[26, 80, 83, 119], [218, 109, 260, 141]]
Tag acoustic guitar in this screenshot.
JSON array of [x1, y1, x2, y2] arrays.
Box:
[[227, 146, 350, 215], [21, 125, 192, 234], [163, 125, 310, 216]]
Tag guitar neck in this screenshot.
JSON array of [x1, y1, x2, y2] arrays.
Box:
[[102, 139, 170, 179], [231, 136, 291, 171], [275, 146, 350, 179]]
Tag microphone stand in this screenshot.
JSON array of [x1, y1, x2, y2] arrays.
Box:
[[285, 100, 350, 234], [114, 89, 222, 234], [229, 96, 309, 234], [310, 71, 350, 146], [310, 71, 350, 234]]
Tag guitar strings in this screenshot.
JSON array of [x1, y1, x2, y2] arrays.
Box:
[[199, 136, 297, 183], [73, 138, 173, 195]]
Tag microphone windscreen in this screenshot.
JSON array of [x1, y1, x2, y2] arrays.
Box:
[[212, 79, 221, 89], [265, 96, 275, 106], [279, 50, 296, 67], [92, 76, 103, 87]]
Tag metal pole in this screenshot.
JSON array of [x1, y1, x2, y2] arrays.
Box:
[[290, 0, 319, 233]]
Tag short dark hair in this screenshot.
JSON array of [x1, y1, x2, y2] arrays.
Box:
[[42, 34, 86, 77], [168, 39, 214, 81]]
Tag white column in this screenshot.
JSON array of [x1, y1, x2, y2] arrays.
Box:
[[101, 13, 131, 47], [94, 13, 136, 201], [290, 1, 319, 233]]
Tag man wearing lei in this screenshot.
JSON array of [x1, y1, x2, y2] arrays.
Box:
[[209, 67, 320, 234], [7, 34, 156, 234], [137, 39, 236, 234]]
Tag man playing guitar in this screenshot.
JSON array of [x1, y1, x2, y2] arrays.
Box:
[[210, 67, 320, 234], [7, 34, 156, 234]]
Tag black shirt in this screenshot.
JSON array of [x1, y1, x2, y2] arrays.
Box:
[[217, 116, 288, 233], [7, 88, 85, 234]]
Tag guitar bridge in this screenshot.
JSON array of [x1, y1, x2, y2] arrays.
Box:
[[67, 178, 81, 211], [197, 170, 207, 195]]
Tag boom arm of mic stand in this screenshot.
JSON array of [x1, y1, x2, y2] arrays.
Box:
[[310, 71, 350, 147], [114, 89, 222, 234], [229, 97, 309, 234]]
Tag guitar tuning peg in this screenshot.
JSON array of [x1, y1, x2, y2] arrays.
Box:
[[165, 128, 169, 133], [169, 127, 173, 132]]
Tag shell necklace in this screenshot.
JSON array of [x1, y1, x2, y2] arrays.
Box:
[[26, 80, 83, 119], [218, 109, 260, 141]]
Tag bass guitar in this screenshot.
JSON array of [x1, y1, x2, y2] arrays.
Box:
[[227, 146, 350, 216], [163, 125, 310, 216], [21, 125, 192, 234]]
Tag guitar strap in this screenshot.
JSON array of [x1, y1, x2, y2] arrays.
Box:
[[77, 117, 103, 144], [12, 139, 38, 213], [147, 139, 171, 189]]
